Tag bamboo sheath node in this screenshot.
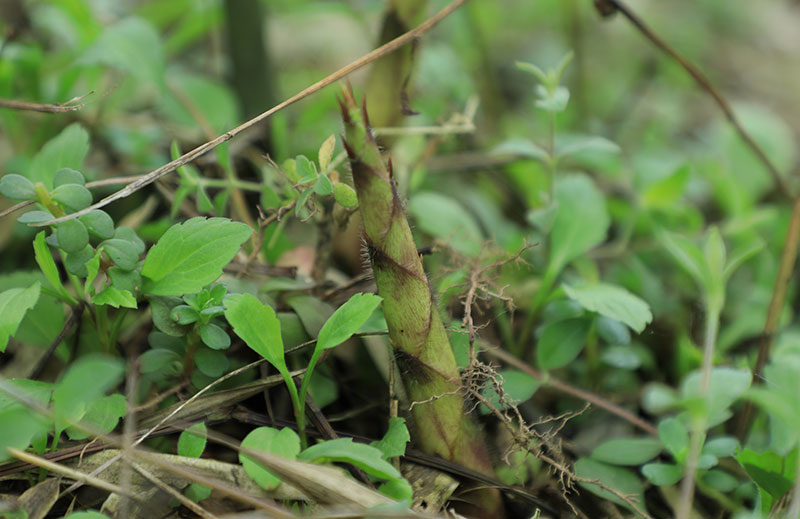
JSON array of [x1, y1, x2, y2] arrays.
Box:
[[339, 84, 502, 517]]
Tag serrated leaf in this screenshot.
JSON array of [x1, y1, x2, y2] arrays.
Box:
[[737, 448, 794, 499], [549, 175, 609, 275], [28, 123, 89, 187], [299, 437, 402, 481], [240, 427, 301, 490], [563, 282, 652, 333], [178, 422, 207, 458], [92, 286, 137, 309], [142, 217, 252, 296], [536, 317, 590, 370], [591, 437, 662, 466], [318, 135, 336, 172], [224, 294, 287, 376], [0, 174, 36, 201], [0, 283, 41, 352], [316, 293, 382, 351]]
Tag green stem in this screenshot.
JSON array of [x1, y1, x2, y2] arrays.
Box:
[[514, 263, 558, 357], [95, 304, 112, 354], [676, 301, 720, 519], [296, 348, 323, 448], [283, 370, 306, 448]]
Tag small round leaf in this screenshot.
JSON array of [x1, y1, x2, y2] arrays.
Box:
[[194, 347, 228, 377], [333, 183, 358, 208], [79, 210, 115, 240], [64, 244, 95, 277], [53, 168, 86, 187], [170, 305, 199, 325], [198, 322, 230, 350], [100, 238, 140, 271], [17, 210, 55, 224], [57, 219, 89, 253], [0, 174, 36, 201], [51, 184, 92, 212]]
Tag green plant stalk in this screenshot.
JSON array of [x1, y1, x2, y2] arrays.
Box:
[[339, 85, 502, 516], [676, 300, 720, 519]]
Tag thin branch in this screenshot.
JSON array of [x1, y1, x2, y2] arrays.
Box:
[[34, 0, 470, 228], [0, 91, 94, 113], [735, 196, 800, 440], [595, 0, 792, 199]]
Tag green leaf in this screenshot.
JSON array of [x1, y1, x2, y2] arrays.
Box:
[[657, 230, 710, 288], [0, 174, 36, 201], [313, 175, 333, 195], [702, 469, 739, 492], [316, 293, 382, 351], [52, 355, 125, 432], [563, 282, 653, 333], [142, 217, 252, 296], [28, 123, 90, 187], [51, 184, 92, 212], [737, 448, 794, 499], [286, 295, 334, 338], [0, 283, 41, 352], [549, 175, 609, 275], [642, 164, 690, 209], [556, 135, 620, 160], [194, 347, 228, 378], [658, 417, 689, 463], [66, 393, 127, 440], [318, 135, 336, 172], [0, 405, 48, 462], [240, 427, 301, 490], [33, 232, 76, 305], [198, 322, 230, 350], [57, 219, 89, 253], [703, 436, 738, 458], [170, 305, 200, 325], [65, 244, 95, 278], [492, 138, 550, 163], [515, 61, 548, 84], [18, 210, 55, 224], [746, 356, 800, 436], [377, 478, 414, 502], [178, 422, 207, 458], [299, 437, 402, 481], [333, 183, 358, 208], [53, 168, 86, 187], [224, 294, 287, 376], [723, 239, 765, 281], [63, 512, 112, 519], [84, 249, 103, 293], [149, 296, 190, 337], [574, 458, 645, 512], [185, 482, 212, 502], [536, 85, 569, 112], [703, 226, 726, 284], [92, 286, 137, 309], [81, 17, 165, 89], [536, 317, 590, 370], [100, 238, 141, 271], [139, 348, 183, 376], [591, 437, 662, 466], [79, 211, 115, 240], [295, 155, 317, 183], [595, 316, 631, 345], [481, 369, 541, 413], [642, 463, 682, 486], [408, 191, 483, 256], [370, 417, 410, 460], [681, 367, 751, 426]]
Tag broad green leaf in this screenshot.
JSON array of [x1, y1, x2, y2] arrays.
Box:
[[313, 175, 333, 196], [160, 72, 238, 133], [681, 367, 751, 426], [702, 469, 739, 492], [377, 478, 414, 502], [66, 394, 127, 440], [33, 232, 75, 304], [81, 17, 165, 89], [642, 463, 682, 486], [299, 437, 402, 481], [142, 217, 252, 296], [536, 317, 590, 370], [737, 448, 794, 500], [333, 183, 358, 208], [63, 512, 112, 519], [0, 379, 53, 412], [492, 138, 549, 163], [642, 164, 690, 209], [0, 405, 48, 462], [370, 417, 410, 460], [591, 437, 662, 466], [0, 174, 36, 201], [563, 282, 652, 333], [194, 347, 228, 378], [28, 123, 89, 187], [318, 134, 336, 172], [408, 191, 483, 257], [746, 356, 800, 436], [658, 417, 689, 462], [224, 294, 287, 375], [574, 458, 645, 512], [52, 355, 125, 431], [549, 175, 609, 275], [316, 293, 382, 351], [595, 316, 631, 346], [702, 436, 738, 458], [92, 287, 137, 309], [178, 422, 207, 458], [185, 482, 212, 502], [139, 348, 183, 376], [286, 294, 334, 338], [0, 283, 41, 352], [240, 427, 301, 490]]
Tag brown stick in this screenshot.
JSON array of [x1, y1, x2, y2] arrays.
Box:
[[0, 91, 94, 113], [596, 0, 792, 199], [34, 0, 470, 228]]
